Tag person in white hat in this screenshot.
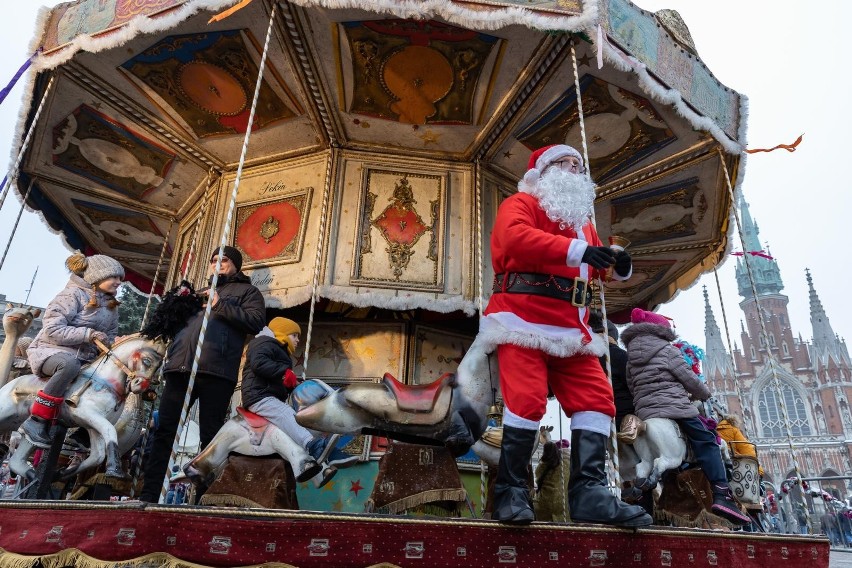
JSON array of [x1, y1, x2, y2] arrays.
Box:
[[22, 252, 124, 455], [480, 144, 649, 527]]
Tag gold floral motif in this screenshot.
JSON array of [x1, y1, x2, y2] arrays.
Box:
[[259, 215, 279, 244]]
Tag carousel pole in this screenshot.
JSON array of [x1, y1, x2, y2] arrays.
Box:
[[569, 39, 622, 497], [158, 4, 278, 503], [0, 177, 36, 273], [0, 74, 54, 213], [139, 218, 175, 331]]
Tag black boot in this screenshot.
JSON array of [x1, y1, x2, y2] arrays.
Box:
[[20, 415, 53, 449], [568, 429, 653, 527], [492, 425, 536, 524], [711, 483, 751, 525], [104, 441, 129, 479]]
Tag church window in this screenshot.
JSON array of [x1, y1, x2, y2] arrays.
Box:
[[829, 406, 834, 418], [757, 382, 811, 437], [782, 342, 789, 356], [769, 333, 776, 347], [750, 346, 757, 359]]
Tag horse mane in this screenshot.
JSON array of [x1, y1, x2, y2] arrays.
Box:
[[140, 280, 203, 342]]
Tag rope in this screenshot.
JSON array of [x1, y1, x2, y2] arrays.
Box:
[[570, 38, 620, 496], [558, 408, 568, 521], [0, 75, 55, 214], [479, 459, 486, 519], [139, 218, 175, 331], [301, 149, 335, 378], [717, 149, 809, 526], [0, 178, 36, 272], [158, 5, 277, 503], [180, 169, 219, 285], [711, 272, 756, 438]]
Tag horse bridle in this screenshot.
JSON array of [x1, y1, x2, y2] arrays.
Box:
[[93, 337, 138, 389]]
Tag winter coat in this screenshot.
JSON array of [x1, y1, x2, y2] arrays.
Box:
[[27, 275, 119, 376], [162, 272, 265, 382], [620, 322, 710, 420], [717, 419, 764, 475], [240, 329, 294, 410]]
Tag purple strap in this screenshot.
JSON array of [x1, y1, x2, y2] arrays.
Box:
[[0, 56, 33, 106]]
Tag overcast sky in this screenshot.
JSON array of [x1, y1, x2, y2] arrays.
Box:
[[0, 2, 848, 433]]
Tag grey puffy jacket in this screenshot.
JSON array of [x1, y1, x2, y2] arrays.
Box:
[[620, 322, 710, 420], [27, 275, 119, 375]]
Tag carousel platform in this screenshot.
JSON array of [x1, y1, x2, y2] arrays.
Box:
[[0, 501, 829, 567]]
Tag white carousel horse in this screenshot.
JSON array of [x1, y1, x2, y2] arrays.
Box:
[[619, 417, 687, 494], [183, 379, 341, 489], [0, 304, 40, 387], [0, 335, 165, 480], [296, 336, 496, 457]]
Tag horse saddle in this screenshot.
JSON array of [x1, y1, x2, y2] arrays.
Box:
[[236, 407, 272, 446], [342, 372, 455, 426]]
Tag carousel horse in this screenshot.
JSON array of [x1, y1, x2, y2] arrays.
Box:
[[183, 379, 341, 489], [0, 334, 165, 480], [296, 336, 496, 457], [0, 304, 40, 387]]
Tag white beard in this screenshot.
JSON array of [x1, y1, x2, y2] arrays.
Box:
[[520, 167, 597, 230]]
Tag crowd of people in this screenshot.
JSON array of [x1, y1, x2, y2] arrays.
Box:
[[6, 142, 843, 534]]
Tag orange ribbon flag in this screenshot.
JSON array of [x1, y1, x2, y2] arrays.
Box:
[[208, 0, 254, 24], [744, 133, 803, 154]]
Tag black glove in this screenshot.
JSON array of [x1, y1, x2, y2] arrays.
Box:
[[581, 246, 615, 269], [613, 249, 632, 277]]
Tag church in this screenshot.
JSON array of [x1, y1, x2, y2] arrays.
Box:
[[703, 199, 852, 509]]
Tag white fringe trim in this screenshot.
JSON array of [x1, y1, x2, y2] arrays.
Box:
[[600, 39, 746, 153], [319, 285, 477, 315], [477, 316, 605, 358]]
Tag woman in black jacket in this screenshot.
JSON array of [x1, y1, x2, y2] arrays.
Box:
[[139, 246, 265, 503]]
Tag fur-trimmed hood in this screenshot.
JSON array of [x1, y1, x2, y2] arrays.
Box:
[[621, 322, 676, 346]]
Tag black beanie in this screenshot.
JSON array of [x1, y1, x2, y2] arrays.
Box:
[[211, 246, 243, 272]]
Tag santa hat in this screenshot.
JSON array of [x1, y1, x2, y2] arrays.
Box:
[[630, 308, 671, 328], [521, 144, 584, 188]]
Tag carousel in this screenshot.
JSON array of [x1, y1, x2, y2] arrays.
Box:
[[0, 0, 829, 566]]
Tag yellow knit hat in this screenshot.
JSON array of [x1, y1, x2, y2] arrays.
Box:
[[268, 317, 301, 353]]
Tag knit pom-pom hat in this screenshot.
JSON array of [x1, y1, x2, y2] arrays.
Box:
[[269, 317, 301, 354], [630, 308, 671, 328], [520, 144, 584, 189], [66, 252, 125, 285]]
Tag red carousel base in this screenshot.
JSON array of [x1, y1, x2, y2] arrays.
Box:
[[0, 501, 829, 567]]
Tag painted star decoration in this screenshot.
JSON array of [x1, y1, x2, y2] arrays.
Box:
[[350, 479, 364, 497]]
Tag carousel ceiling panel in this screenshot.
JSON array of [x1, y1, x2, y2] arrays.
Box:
[[69, 3, 320, 164], [23, 78, 208, 212], [31, 178, 175, 265]]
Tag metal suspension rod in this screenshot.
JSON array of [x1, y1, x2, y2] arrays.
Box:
[[139, 218, 175, 331], [718, 149, 809, 523], [570, 38, 621, 496], [158, 5, 278, 503], [0, 75, 55, 213], [0, 178, 36, 272]]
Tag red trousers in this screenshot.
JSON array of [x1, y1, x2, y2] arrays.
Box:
[[497, 343, 615, 421]]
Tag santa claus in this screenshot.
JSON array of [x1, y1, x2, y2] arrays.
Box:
[[481, 144, 652, 527]]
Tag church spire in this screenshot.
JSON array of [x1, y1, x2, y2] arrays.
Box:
[[807, 268, 851, 366], [735, 197, 784, 297], [703, 286, 732, 377]]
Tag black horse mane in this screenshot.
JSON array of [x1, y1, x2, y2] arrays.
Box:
[[140, 280, 203, 342]]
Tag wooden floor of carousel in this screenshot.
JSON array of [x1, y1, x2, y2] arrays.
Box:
[[0, 499, 829, 567]]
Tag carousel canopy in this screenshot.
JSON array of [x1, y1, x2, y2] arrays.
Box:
[[9, 0, 746, 320]]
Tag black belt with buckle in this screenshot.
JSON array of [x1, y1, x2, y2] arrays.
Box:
[[492, 272, 591, 307]]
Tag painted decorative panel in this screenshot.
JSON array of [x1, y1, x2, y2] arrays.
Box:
[[410, 326, 475, 385], [121, 30, 298, 138], [341, 19, 499, 125], [71, 199, 169, 258], [604, 259, 675, 300], [610, 177, 706, 247], [352, 169, 446, 291], [516, 76, 676, 183], [291, 322, 406, 384], [233, 190, 313, 268], [52, 105, 175, 200]]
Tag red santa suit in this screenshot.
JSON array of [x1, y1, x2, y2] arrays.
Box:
[[481, 191, 628, 430]]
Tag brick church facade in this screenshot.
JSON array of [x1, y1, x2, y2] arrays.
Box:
[[704, 199, 852, 510]]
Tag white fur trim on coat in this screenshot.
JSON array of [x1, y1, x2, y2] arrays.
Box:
[[478, 312, 606, 358]]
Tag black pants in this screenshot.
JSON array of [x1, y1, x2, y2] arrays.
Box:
[[675, 416, 726, 485], [139, 372, 234, 502]]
